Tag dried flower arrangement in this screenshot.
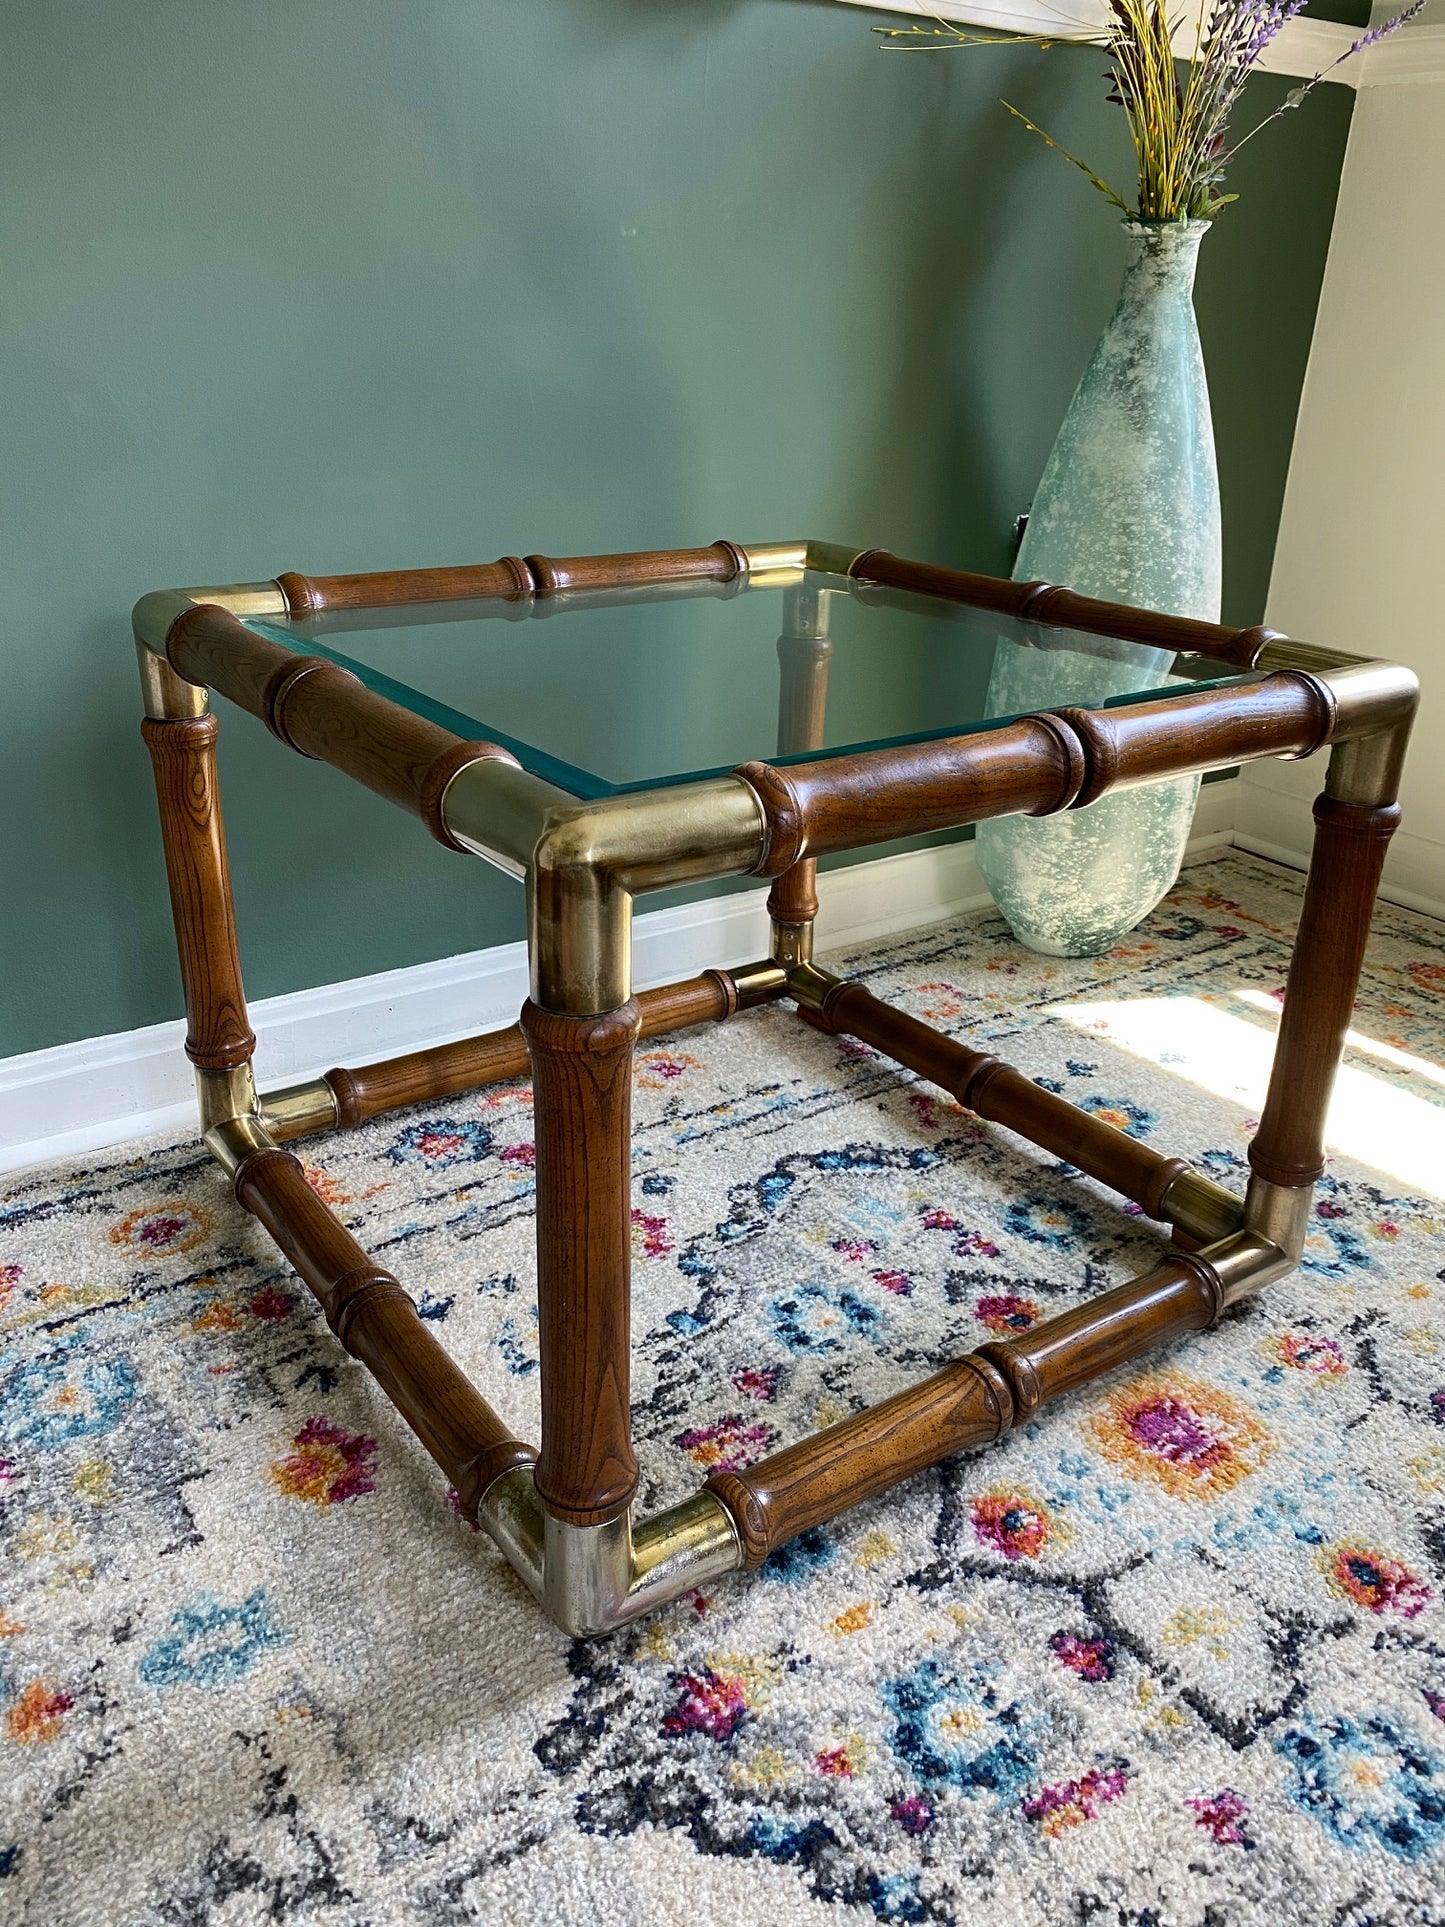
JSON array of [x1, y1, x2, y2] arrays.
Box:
[[877, 0, 1427, 219]]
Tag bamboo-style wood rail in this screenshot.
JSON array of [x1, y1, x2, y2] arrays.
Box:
[[708, 1254, 1221, 1567], [165, 603, 517, 848], [318, 971, 742, 1131], [276, 542, 748, 616], [236, 1146, 534, 1516], [1249, 793, 1402, 1187], [140, 715, 255, 1070], [739, 671, 1336, 872], [845, 548, 1285, 669], [797, 972, 1194, 1220]]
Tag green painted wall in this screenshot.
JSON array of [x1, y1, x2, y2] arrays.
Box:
[[0, 0, 1351, 1058]]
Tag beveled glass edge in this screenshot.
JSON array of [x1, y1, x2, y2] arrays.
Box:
[[246, 627, 610, 797], [242, 609, 1250, 801]]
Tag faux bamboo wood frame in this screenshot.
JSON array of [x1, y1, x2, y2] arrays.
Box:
[[133, 540, 1418, 1633]]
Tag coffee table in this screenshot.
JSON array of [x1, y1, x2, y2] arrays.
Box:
[[133, 540, 1417, 1633]]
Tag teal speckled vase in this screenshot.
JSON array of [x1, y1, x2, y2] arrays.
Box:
[[975, 219, 1221, 956]]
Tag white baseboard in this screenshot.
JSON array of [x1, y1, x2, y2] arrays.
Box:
[[0, 798, 1240, 1179], [1232, 783, 1445, 924], [0, 840, 990, 1177]]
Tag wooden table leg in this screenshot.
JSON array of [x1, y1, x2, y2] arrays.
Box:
[[140, 711, 255, 1077], [520, 997, 642, 1527], [1249, 787, 1401, 1194]]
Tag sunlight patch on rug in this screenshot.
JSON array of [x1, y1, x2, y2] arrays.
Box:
[[1057, 990, 1445, 1196]]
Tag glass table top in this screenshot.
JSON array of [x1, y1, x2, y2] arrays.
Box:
[[244, 571, 1247, 801]]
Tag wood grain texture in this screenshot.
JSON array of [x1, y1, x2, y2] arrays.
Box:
[[738, 714, 1087, 874], [707, 1356, 1012, 1567], [982, 1255, 1220, 1416], [812, 979, 1190, 1218], [1057, 672, 1334, 807], [278, 558, 535, 614], [707, 1257, 1218, 1566], [276, 544, 744, 614], [166, 605, 284, 717], [848, 549, 1283, 669], [140, 714, 255, 1071], [326, 1033, 531, 1131], [740, 673, 1338, 872], [768, 863, 820, 926], [1249, 793, 1402, 1189], [525, 543, 745, 598], [326, 972, 736, 1130], [166, 604, 515, 845], [521, 997, 643, 1526], [235, 1147, 535, 1515]]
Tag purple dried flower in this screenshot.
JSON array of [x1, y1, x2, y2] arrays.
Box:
[[1349, 0, 1427, 53], [881, 0, 1431, 221]]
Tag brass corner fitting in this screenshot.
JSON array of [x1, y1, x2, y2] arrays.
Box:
[[725, 959, 791, 1009], [771, 919, 815, 969], [134, 580, 291, 722], [475, 1467, 742, 1636], [194, 1064, 274, 1179], [785, 960, 838, 1013], [1320, 660, 1420, 810], [441, 766, 769, 1014], [1199, 1175, 1314, 1309], [259, 1079, 342, 1141]]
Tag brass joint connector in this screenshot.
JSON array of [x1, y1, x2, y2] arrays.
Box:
[[132, 589, 202, 661], [1320, 660, 1418, 808], [194, 1065, 274, 1180], [133, 581, 289, 658], [135, 633, 208, 721], [441, 767, 768, 1011], [1243, 1173, 1313, 1267], [724, 959, 791, 1009], [527, 781, 767, 1015], [1156, 1167, 1246, 1247], [1193, 1229, 1297, 1308], [203, 1114, 276, 1180], [803, 540, 871, 579], [771, 920, 815, 968], [739, 540, 809, 589], [475, 1468, 742, 1636], [785, 961, 843, 1014], [1183, 1178, 1312, 1310], [134, 581, 291, 719], [195, 1063, 259, 1133], [260, 1078, 342, 1141]]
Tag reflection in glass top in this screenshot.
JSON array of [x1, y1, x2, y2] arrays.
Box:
[[244, 571, 1246, 800]]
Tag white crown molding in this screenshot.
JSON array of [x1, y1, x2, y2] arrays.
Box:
[[841, 0, 1445, 88], [0, 789, 1241, 1178], [1262, 15, 1359, 78], [1362, 21, 1445, 82]]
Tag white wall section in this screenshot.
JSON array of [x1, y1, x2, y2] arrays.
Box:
[[1242, 25, 1445, 915]]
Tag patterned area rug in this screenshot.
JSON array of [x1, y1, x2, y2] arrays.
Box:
[[4, 850, 1445, 1927]]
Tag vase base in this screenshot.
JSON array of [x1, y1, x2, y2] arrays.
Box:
[[1003, 926, 1129, 960]]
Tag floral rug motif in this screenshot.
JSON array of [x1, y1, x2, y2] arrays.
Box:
[[3, 851, 1445, 1925]]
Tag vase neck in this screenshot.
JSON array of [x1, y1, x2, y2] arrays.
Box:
[[1120, 220, 1209, 301]]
